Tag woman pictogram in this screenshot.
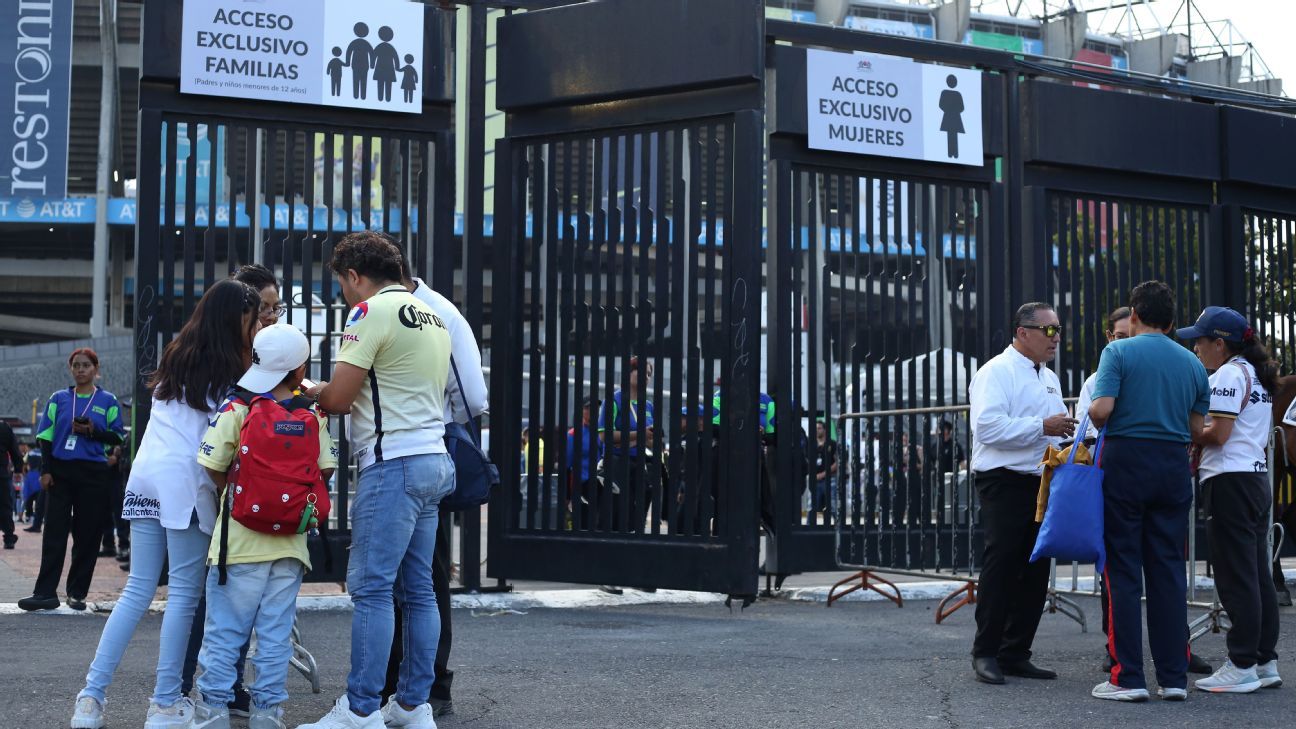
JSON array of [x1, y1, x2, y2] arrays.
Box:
[[939, 74, 965, 159], [372, 26, 402, 103]]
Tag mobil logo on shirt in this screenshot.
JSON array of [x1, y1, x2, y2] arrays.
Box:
[[1211, 386, 1237, 398]]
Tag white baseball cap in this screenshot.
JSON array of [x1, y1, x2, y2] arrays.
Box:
[[237, 323, 310, 393]]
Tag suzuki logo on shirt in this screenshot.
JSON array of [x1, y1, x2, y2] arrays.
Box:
[[1249, 391, 1272, 405], [1046, 386, 1058, 395], [397, 304, 446, 332]]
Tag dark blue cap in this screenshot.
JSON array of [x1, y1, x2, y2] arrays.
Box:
[[1175, 306, 1251, 342]]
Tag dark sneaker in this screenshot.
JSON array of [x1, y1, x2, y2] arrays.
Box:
[[18, 594, 60, 611], [22, 525, 40, 533], [2, 534, 16, 549], [1188, 653, 1214, 675], [229, 686, 251, 718], [67, 597, 87, 611], [430, 697, 453, 717], [98, 548, 117, 558], [115, 547, 131, 563]]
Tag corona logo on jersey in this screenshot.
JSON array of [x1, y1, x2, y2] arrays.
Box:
[[346, 302, 369, 327]]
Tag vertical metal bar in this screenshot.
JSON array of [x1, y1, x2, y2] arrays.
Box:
[[684, 125, 704, 536], [264, 129, 280, 270], [676, 128, 699, 536], [202, 123, 218, 292], [464, 3, 488, 340], [541, 141, 560, 533], [572, 137, 590, 532], [302, 130, 316, 380], [282, 129, 298, 324], [134, 108, 165, 438], [724, 109, 763, 594], [589, 135, 610, 533], [554, 139, 575, 534], [182, 121, 198, 318], [526, 144, 545, 529], [162, 120, 178, 348]]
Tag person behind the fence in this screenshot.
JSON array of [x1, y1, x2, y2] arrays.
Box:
[[599, 356, 656, 532], [967, 301, 1074, 686], [812, 421, 838, 520], [1088, 281, 1210, 702], [926, 419, 966, 526], [1180, 307, 1283, 693], [191, 323, 337, 729], [567, 399, 603, 529]]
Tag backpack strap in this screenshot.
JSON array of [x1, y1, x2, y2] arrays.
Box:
[[217, 482, 231, 586], [1232, 360, 1253, 415], [450, 357, 482, 447]]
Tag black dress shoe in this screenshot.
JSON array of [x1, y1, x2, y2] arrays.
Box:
[[17, 594, 60, 611], [22, 526, 40, 533], [973, 657, 1005, 685], [430, 697, 453, 717], [1188, 653, 1213, 675], [2, 534, 15, 549], [66, 597, 87, 611], [1001, 660, 1057, 679]]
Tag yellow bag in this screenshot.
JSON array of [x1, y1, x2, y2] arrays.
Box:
[[1036, 441, 1094, 523]]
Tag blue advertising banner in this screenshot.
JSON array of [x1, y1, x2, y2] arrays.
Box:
[[0, 0, 75, 198]]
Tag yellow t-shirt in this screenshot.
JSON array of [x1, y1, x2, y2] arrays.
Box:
[[196, 395, 339, 569], [336, 285, 451, 470]]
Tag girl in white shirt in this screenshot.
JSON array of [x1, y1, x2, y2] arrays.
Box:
[[1183, 307, 1283, 694], [70, 280, 262, 729]]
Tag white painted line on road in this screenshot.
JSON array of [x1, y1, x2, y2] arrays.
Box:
[[3, 569, 1291, 615]]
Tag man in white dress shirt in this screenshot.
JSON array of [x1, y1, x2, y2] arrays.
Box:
[[377, 257, 489, 718], [968, 302, 1076, 685]]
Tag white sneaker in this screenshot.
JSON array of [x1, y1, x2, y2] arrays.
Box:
[[192, 699, 231, 729], [70, 696, 106, 729], [379, 699, 438, 729], [295, 696, 384, 729], [249, 704, 287, 729], [1091, 681, 1150, 702], [1256, 660, 1283, 689], [1194, 659, 1263, 693], [1156, 687, 1187, 701], [144, 697, 196, 728]]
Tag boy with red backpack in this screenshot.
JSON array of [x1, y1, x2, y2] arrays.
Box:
[[193, 323, 338, 729]]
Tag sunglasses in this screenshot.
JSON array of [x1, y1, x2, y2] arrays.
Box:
[[1021, 324, 1064, 338]]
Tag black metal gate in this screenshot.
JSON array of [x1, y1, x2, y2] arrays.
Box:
[[133, 1, 456, 579], [484, 1, 765, 596]]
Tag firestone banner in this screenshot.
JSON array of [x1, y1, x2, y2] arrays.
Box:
[[180, 0, 425, 114], [0, 0, 75, 197]]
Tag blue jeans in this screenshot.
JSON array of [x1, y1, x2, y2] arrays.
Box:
[[347, 453, 454, 715], [197, 557, 304, 708], [79, 514, 209, 705]]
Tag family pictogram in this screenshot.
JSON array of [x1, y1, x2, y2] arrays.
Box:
[[326, 22, 418, 103]]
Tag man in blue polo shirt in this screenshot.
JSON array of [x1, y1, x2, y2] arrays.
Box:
[[1088, 281, 1210, 703]]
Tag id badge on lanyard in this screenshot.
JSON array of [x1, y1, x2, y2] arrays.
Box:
[[64, 435, 79, 451]]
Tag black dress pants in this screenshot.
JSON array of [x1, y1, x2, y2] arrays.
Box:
[[1204, 472, 1281, 669], [971, 468, 1051, 663], [33, 462, 110, 599], [383, 512, 455, 703]]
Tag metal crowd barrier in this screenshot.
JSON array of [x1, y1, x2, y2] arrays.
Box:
[[830, 406, 982, 622]]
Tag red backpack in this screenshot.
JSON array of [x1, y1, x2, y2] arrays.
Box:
[[218, 392, 331, 582]]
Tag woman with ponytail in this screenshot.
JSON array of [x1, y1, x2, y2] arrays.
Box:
[[1180, 307, 1283, 694]]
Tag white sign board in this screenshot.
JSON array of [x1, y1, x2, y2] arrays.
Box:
[[806, 48, 983, 166], [181, 0, 425, 114]]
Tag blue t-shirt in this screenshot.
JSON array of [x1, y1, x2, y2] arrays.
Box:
[[1091, 332, 1210, 443], [566, 425, 602, 482], [599, 390, 654, 456], [36, 386, 126, 464]]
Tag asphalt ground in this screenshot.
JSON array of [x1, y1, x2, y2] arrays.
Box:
[[2, 593, 1293, 729]]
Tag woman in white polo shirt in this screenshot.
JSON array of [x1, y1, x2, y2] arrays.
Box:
[[1181, 306, 1283, 694]]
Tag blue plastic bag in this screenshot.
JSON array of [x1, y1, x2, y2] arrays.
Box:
[[1029, 416, 1106, 571]]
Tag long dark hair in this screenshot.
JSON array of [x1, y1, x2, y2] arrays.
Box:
[[1227, 335, 1281, 395], [149, 280, 260, 410]]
